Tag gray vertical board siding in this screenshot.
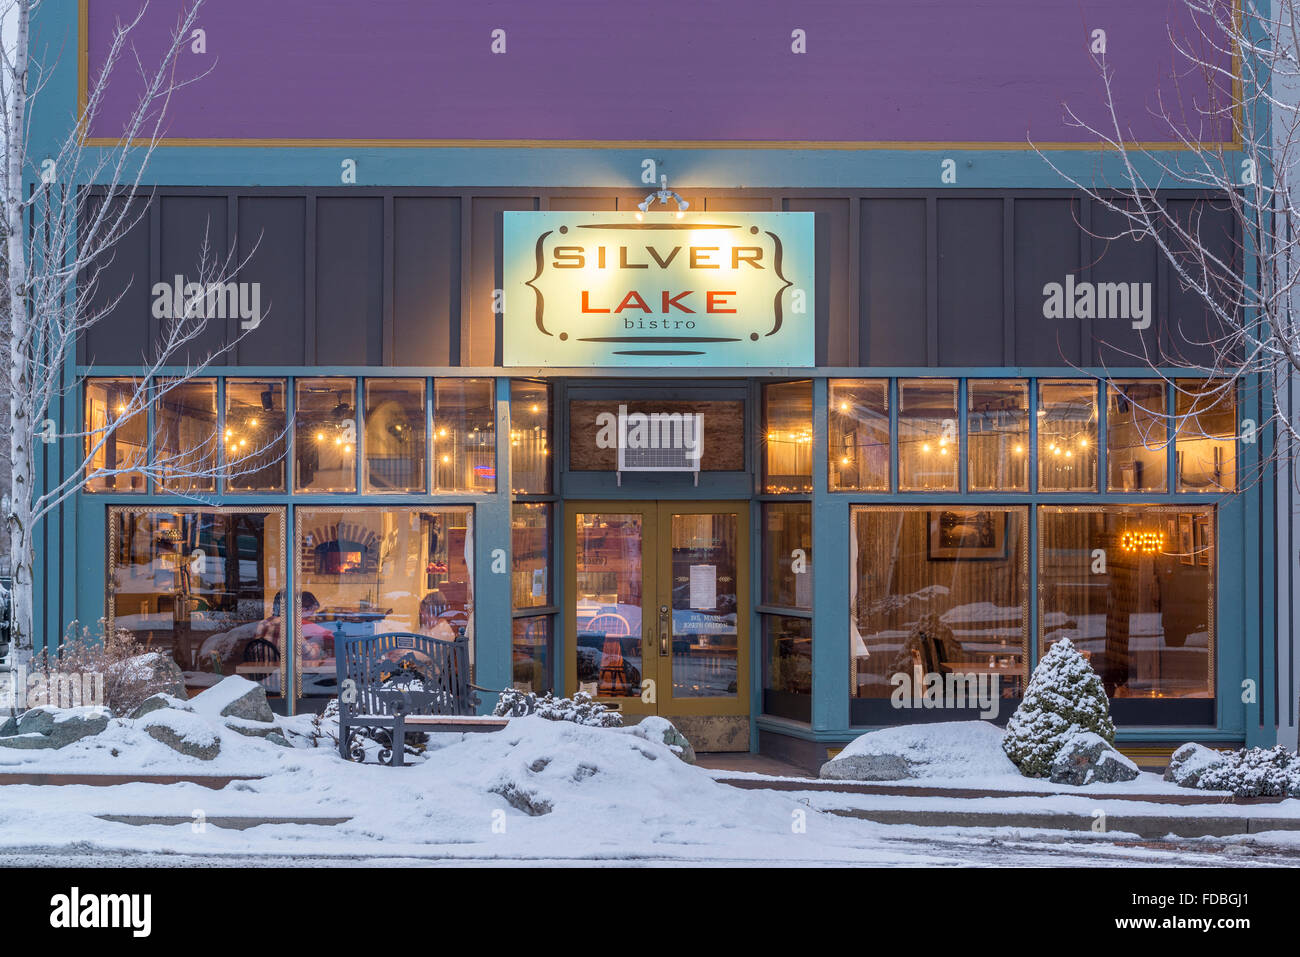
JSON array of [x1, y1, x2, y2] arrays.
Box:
[[393, 196, 460, 366], [786, 197, 851, 366], [468, 196, 535, 368], [1164, 196, 1240, 371], [937, 198, 1004, 366], [1013, 197, 1083, 366], [236, 196, 307, 365], [1088, 199, 1161, 367], [860, 198, 927, 366], [158, 194, 230, 364], [315, 197, 384, 365], [77, 187, 1235, 372], [79, 196, 151, 365]]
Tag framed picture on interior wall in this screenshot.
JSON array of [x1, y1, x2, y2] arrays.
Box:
[[1195, 514, 1212, 566], [1178, 513, 1195, 566], [927, 510, 1007, 561]]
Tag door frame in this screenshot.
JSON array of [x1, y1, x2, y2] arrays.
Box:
[[563, 500, 751, 719]]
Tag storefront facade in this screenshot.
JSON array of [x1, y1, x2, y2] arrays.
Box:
[[28, 1, 1289, 765]]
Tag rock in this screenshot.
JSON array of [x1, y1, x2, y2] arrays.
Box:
[[191, 676, 274, 723], [224, 720, 280, 739], [623, 716, 696, 764], [821, 721, 1017, 781], [0, 707, 109, 750], [820, 752, 912, 781], [1048, 731, 1140, 786], [130, 693, 192, 720], [0, 715, 17, 737], [143, 709, 221, 761], [265, 732, 292, 748], [109, 652, 188, 706], [1164, 742, 1227, 787]]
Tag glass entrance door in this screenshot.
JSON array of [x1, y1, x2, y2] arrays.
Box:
[[565, 502, 749, 718]]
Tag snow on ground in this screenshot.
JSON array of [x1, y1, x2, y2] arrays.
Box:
[[1, 708, 1298, 865]]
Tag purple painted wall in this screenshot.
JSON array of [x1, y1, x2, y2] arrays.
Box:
[[83, 0, 1235, 144]]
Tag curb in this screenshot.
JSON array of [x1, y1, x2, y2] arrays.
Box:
[[825, 807, 1300, 838]]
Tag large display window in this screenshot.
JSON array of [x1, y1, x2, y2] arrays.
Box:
[[293, 507, 474, 698], [107, 507, 287, 696], [850, 506, 1028, 722], [1039, 505, 1215, 723]]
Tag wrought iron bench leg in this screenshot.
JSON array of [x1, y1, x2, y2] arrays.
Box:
[[391, 715, 406, 767]]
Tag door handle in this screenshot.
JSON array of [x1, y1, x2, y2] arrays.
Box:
[[659, 604, 670, 657]]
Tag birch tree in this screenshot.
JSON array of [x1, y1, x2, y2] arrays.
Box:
[[0, 0, 272, 657]]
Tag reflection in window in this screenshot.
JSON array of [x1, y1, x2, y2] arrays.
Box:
[[762, 380, 813, 493], [829, 379, 889, 490], [898, 379, 958, 491], [364, 379, 426, 492], [513, 616, 553, 694], [763, 502, 812, 610], [84, 378, 148, 491], [295, 508, 474, 697], [295, 378, 357, 492], [510, 380, 551, 493], [1039, 507, 1214, 705], [1038, 380, 1098, 491], [669, 511, 740, 698], [1176, 380, 1236, 492], [850, 507, 1027, 704], [434, 379, 495, 492], [153, 379, 217, 492], [763, 614, 811, 698], [574, 513, 644, 698], [512, 503, 550, 609], [225, 380, 287, 491], [107, 508, 286, 695], [967, 380, 1028, 491], [1107, 381, 1167, 492]]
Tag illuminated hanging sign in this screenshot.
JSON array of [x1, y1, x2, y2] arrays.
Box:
[[502, 211, 815, 367]]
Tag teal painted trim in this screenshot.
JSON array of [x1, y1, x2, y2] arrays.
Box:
[[810, 379, 849, 733], [471, 379, 514, 712]]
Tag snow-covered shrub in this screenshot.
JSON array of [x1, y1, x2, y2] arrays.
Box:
[[493, 689, 623, 728], [1002, 637, 1115, 778], [1195, 745, 1300, 798]]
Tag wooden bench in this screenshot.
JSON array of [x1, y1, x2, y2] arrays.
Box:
[[336, 632, 503, 766]]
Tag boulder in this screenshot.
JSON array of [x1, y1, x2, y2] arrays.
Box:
[[821, 721, 1017, 781], [1048, 731, 1140, 786], [191, 676, 274, 723], [1164, 742, 1227, 788], [0, 706, 109, 750], [143, 709, 221, 761], [623, 716, 696, 764], [130, 693, 192, 720], [108, 652, 188, 708], [820, 752, 912, 781]]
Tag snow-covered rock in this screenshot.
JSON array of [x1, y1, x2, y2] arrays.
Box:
[[1002, 637, 1115, 778], [0, 706, 109, 750], [190, 676, 274, 723], [1048, 731, 1139, 786], [1164, 742, 1227, 788], [820, 721, 1017, 781], [621, 716, 695, 764], [142, 709, 222, 761], [130, 693, 192, 720]]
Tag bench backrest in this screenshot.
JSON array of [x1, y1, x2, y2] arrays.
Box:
[[337, 632, 475, 719]]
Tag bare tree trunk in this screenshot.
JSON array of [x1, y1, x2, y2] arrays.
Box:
[[5, 1, 32, 654]]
